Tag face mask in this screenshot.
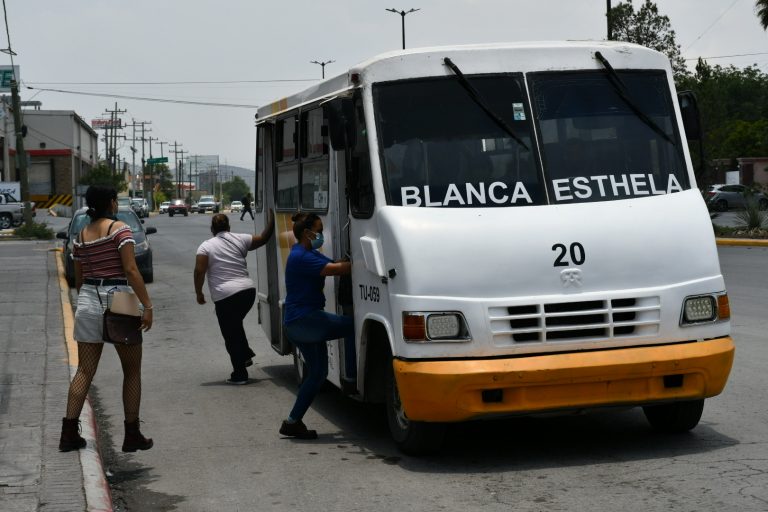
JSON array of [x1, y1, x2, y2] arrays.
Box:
[[310, 231, 324, 250]]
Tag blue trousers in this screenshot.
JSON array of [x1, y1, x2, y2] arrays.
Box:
[[284, 310, 355, 421]]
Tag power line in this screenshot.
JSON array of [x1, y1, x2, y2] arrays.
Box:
[[1, 0, 16, 75], [684, 0, 742, 51], [24, 79, 317, 85], [25, 86, 260, 108], [685, 51, 768, 61]]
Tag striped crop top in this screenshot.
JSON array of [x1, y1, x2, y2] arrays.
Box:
[[72, 225, 135, 279]]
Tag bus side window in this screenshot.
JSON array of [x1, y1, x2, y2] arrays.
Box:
[[276, 115, 300, 210], [300, 108, 330, 212], [350, 96, 374, 218]]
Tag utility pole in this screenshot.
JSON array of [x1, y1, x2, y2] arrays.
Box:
[[310, 60, 335, 79], [385, 8, 420, 50], [138, 122, 152, 199], [177, 148, 188, 199], [103, 103, 126, 173], [10, 79, 32, 225], [147, 135, 155, 211], [607, 0, 613, 40], [169, 141, 184, 198], [153, 140, 168, 209]]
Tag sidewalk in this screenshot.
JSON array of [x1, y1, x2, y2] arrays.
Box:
[[0, 239, 108, 511]]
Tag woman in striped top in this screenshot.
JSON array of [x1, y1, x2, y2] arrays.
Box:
[[59, 185, 155, 454]]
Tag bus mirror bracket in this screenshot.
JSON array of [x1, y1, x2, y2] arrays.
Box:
[[677, 90, 702, 141]]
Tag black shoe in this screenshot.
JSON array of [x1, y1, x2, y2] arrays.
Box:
[[226, 377, 249, 385], [279, 420, 318, 439]]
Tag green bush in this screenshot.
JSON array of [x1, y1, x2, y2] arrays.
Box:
[[735, 199, 767, 230], [13, 221, 54, 240]]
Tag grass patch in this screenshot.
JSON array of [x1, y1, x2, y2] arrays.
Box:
[[13, 221, 54, 240]]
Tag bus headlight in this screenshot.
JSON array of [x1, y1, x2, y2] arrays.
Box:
[[680, 293, 729, 325], [403, 312, 470, 342]]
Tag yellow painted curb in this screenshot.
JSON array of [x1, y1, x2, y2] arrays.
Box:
[[55, 252, 78, 366], [716, 238, 768, 247]]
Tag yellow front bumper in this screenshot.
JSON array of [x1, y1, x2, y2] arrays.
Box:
[[394, 337, 734, 422]]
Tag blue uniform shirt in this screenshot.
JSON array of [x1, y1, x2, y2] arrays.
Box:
[[284, 243, 333, 324]]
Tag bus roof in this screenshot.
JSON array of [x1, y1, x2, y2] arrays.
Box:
[[256, 41, 669, 122]]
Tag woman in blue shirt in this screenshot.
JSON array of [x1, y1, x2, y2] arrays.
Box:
[[280, 212, 354, 439]]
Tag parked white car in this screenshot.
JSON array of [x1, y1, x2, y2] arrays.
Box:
[[230, 201, 243, 212], [159, 201, 170, 214]]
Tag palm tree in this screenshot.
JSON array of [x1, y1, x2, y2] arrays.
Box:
[[758, 0, 768, 30]]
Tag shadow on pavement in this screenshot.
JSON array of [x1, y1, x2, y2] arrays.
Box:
[[261, 363, 740, 473]]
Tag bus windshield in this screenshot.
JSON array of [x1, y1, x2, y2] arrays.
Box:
[[374, 75, 543, 208], [374, 70, 689, 208], [529, 70, 689, 204]]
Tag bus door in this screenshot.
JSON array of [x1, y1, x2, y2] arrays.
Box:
[[256, 123, 289, 355], [325, 97, 359, 383]]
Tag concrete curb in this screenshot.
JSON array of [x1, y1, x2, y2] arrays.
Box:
[[54, 253, 114, 512], [716, 238, 768, 247]]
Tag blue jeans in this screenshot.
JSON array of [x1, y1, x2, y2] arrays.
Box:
[[284, 310, 355, 421]]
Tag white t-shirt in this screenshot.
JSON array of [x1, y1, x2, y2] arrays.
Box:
[[196, 232, 254, 302]]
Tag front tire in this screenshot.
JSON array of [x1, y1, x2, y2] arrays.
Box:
[[169, 212, 174, 217], [384, 358, 446, 455], [0, 214, 12, 229], [643, 399, 704, 433]]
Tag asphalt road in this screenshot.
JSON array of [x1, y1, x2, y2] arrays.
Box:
[[66, 213, 768, 512]]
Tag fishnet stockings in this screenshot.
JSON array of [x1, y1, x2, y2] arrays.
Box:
[[65, 342, 143, 423]]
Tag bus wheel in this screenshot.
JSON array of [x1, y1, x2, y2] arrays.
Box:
[[643, 399, 704, 433], [384, 360, 446, 455]]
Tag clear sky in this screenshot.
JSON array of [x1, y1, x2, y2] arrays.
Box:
[[5, 0, 768, 169]]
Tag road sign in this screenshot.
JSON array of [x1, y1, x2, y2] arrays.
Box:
[[147, 157, 168, 165]]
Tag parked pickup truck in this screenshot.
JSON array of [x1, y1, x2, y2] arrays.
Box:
[[0, 193, 29, 229], [196, 195, 220, 213]]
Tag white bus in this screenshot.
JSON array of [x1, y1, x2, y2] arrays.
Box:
[[253, 42, 734, 454]]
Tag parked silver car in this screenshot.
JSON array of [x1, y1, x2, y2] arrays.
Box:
[[706, 184, 768, 211], [57, 207, 157, 285], [131, 198, 150, 218]]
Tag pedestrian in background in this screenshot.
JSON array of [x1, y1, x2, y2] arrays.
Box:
[[194, 210, 274, 384], [240, 193, 254, 221], [280, 212, 355, 439], [60, 185, 154, 453]]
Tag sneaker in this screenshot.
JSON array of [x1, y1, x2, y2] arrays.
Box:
[[226, 378, 249, 385], [279, 420, 318, 439]]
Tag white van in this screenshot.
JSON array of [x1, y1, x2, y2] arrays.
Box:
[[253, 42, 734, 454]]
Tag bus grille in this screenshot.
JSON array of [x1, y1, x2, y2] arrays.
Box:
[[488, 296, 661, 344]]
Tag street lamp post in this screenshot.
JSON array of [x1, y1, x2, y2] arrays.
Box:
[[606, 0, 613, 40], [385, 8, 420, 50], [310, 60, 335, 79]]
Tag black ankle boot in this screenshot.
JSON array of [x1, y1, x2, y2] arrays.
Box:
[[59, 417, 87, 452], [122, 419, 153, 452]]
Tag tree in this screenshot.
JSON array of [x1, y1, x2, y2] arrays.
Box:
[[609, 1, 688, 78], [153, 164, 175, 199], [676, 60, 768, 183], [79, 161, 127, 192], [220, 175, 251, 204], [758, 0, 768, 30]]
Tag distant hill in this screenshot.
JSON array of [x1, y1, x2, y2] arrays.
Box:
[[220, 165, 256, 193]]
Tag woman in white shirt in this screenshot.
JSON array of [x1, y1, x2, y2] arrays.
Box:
[[194, 211, 273, 384]]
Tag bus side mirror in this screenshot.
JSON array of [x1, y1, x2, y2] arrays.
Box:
[[677, 90, 702, 141], [324, 98, 356, 150]]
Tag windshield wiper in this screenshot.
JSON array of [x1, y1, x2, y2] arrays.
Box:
[[443, 57, 529, 151], [594, 51, 676, 147]]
